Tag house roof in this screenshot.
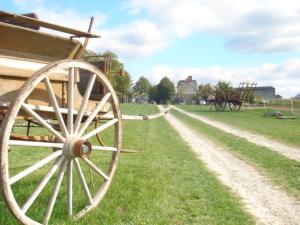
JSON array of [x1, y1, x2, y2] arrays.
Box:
[[177, 76, 197, 86], [254, 86, 275, 90]]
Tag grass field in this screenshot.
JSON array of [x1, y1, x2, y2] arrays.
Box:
[[176, 105, 300, 147], [171, 109, 300, 199], [0, 104, 254, 225]]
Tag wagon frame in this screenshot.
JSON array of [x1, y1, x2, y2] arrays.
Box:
[[210, 82, 257, 112]]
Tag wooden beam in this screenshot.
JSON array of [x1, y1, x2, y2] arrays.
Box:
[[0, 11, 100, 38]]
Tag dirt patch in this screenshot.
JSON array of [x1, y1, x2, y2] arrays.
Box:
[[172, 106, 300, 162], [159, 105, 300, 225]]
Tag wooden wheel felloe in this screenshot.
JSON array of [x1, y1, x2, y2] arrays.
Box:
[[214, 92, 227, 112], [0, 60, 122, 225], [229, 102, 242, 111], [214, 101, 227, 112]]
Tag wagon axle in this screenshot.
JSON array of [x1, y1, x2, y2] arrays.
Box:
[[64, 138, 92, 159]]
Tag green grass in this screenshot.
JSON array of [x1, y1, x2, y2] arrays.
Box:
[[0, 104, 254, 225], [171, 109, 300, 199], [176, 105, 300, 147]]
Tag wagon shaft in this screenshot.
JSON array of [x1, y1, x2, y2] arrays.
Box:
[[0, 12, 39, 30]]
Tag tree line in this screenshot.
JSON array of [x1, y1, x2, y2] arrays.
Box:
[[83, 50, 254, 104], [83, 50, 176, 104]]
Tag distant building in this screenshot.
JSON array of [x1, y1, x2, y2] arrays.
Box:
[[177, 76, 198, 104], [254, 86, 275, 100], [294, 93, 300, 99], [132, 93, 149, 104]]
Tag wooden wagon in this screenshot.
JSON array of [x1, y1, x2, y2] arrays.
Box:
[[209, 82, 257, 112], [0, 11, 169, 225]]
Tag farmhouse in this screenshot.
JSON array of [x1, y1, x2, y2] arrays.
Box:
[[254, 86, 275, 100], [177, 76, 198, 104]]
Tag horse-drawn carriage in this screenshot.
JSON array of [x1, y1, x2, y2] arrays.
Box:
[[0, 11, 168, 225], [208, 82, 257, 112]]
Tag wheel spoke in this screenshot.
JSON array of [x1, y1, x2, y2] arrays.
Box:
[[22, 103, 65, 142], [10, 150, 63, 185], [21, 156, 64, 213], [92, 146, 117, 152], [67, 68, 75, 135], [81, 118, 118, 140], [44, 77, 69, 138], [67, 160, 73, 216], [74, 159, 93, 205], [43, 159, 68, 225], [74, 74, 96, 134], [8, 140, 63, 148], [77, 93, 111, 137], [81, 157, 109, 181]]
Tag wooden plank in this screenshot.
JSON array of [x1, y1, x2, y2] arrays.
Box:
[[0, 22, 82, 62], [0, 56, 80, 81], [0, 12, 39, 30], [0, 11, 99, 38]]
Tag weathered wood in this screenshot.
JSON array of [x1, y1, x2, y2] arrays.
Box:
[[0, 22, 82, 62], [81, 157, 109, 181], [67, 160, 73, 216], [8, 140, 63, 148], [44, 159, 68, 225], [0, 12, 39, 30], [0, 56, 70, 81], [10, 134, 56, 142], [0, 60, 122, 225], [22, 157, 64, 214], [74, 159, 93, 205], [0, 11, 99, 38], [78, 93, 112, 137], [99, 106, 171, 121], [82, 118, 118, 140], [9, 150, 62, 185]]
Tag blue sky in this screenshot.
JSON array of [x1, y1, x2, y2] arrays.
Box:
[[2, 0, 300, 97]]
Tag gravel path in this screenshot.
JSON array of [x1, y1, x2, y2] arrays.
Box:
[[172, 106, 300, 162], [159, 105, 300, 225]]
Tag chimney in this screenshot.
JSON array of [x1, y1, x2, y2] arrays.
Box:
[[186, 76, 192, 82]]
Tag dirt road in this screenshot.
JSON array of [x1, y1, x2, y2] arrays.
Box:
[[172, 106, 300, 162], [159, 106, 300, 225]]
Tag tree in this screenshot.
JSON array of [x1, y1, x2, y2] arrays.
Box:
[[198, 83, 215, 100], [111, 71, 133, 102], [83, 50, 132, 102], [156, 77, 175, 104], [216, 80, 233, 92], [133, 76, 152, 95], [149, 85, 159, 103]]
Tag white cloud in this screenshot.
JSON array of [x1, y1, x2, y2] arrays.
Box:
[[146, 58, 300, 98], [126, 0, 300, 53], [17, 7, 167, 59], [89, 20, 168, 59], [13, 0, 43, 6], [33, 7, 106, 36]]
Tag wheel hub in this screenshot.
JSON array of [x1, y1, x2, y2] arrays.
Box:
[[63, 138, 92, 159]]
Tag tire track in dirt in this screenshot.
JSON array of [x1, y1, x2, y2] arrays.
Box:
[[172, 106, 300, 162], [159, 105, 300, 225]]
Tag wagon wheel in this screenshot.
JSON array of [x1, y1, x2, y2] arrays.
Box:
[[0, 60, 122, 225], [214, 101, 226, 112], [229, 102, 242, 111]]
